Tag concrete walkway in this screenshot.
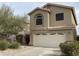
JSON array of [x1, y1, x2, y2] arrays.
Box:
[[0, 46, 62, 56]]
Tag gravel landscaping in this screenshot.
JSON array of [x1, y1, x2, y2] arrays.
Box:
[[0, 46, 61, 56]]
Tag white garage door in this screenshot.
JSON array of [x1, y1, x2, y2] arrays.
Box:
[[33, 33, 66, 48]]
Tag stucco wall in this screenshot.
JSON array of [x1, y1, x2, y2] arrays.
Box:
[[30, 10, 49, 30], [29, 4, 77, 46], [47, 6, 76, 27], [30, 6, 76, 31]]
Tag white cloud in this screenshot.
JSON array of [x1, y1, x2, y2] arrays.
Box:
[[75, 9, 79, 14], [75, 9, 79, 22], [75, 9, 79, 17]]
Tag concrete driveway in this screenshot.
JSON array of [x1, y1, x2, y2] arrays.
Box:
[[0, 46, 62, 56]]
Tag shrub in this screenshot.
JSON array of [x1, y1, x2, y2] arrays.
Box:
[[59, 41, 79, 56], [0, 40, 10, 50], [9, 42, 20, 49]]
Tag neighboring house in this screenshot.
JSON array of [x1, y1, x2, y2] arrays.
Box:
[[28, 3, 77, 48]]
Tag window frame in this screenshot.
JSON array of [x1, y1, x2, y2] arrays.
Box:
[[56, 13, 64, 21], [35, 14, 43, 25]]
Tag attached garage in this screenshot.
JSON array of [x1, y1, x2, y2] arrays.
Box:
[[33, 33, 66, 48]]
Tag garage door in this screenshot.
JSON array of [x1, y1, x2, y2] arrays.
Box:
[[33, 33, 66, 48]]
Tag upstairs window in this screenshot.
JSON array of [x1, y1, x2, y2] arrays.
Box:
[[35, 14, 43, 25], [56, 13, 64, 21]]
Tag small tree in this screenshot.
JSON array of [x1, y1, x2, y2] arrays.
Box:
[[0, 4, 28, 35]]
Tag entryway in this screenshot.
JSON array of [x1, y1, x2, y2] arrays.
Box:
[[25, 35, 30, 45]]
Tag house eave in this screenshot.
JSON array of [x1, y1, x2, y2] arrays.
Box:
[[28, 7, 50, 15]]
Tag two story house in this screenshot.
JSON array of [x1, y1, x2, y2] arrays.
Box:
[[28, 3, 77, 48]]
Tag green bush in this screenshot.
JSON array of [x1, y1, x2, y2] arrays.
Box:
[[9, 42, 20, 49], [0, 40, 10, 50], [0, 39, 20, 50], [59, 41, 79, 56]]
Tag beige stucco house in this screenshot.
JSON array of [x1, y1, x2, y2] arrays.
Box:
[[28, 3, 77, 48]]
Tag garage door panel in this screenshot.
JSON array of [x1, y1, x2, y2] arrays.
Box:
[[33, 34, 66, 48]]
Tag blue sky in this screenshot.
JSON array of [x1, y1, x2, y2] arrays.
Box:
[[0, 2, 46, 16], [0, 2, 79, 34]]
